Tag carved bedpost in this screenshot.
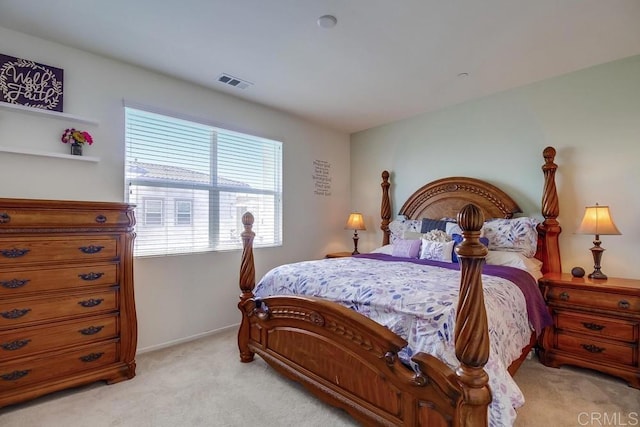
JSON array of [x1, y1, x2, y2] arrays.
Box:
[[454, 204, 491, 426], [538, 146, 562, 274], [381, 170, 391, 246], [238, 212, 256, 363]]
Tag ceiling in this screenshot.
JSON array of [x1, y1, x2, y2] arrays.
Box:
[[1, 1, 639, 133]]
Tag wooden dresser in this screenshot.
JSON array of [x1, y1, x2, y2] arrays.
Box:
[[0, 198, 137, 408], [538, 272, 640, 388]]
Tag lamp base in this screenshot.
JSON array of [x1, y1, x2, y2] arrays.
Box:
[[588, 270, 608, 280]]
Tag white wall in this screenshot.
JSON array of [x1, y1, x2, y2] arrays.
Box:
[[0, 27, 351, 351], [351, 55, 640, 280]]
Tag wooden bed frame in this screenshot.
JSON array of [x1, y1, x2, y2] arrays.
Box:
[[237, 146, 561, 426]]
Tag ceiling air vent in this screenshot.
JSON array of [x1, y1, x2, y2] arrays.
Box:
[[217, 73, 253, 90]]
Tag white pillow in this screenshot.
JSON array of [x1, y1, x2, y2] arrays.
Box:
[[419, 239, 455, 263], [370, 244, 393, 255], [485, 250, 543, 280]]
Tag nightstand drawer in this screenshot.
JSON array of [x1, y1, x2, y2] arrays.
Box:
[[556, 332, 636, 367], [555, 310, 638, 343], [547, 286, 640, 315]]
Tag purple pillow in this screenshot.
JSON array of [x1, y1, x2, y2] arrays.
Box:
[[391, 238, 421, 258], [451, 234, 489, 263]]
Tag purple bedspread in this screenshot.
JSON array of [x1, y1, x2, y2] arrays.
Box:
[[355, 253, 553, 336]]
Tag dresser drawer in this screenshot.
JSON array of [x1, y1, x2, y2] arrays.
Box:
[[0, 263, 118, 297], [555, 310, 638, 343], [556, 331, 636, 367], [0, 236, 118, 266], [546, 286, 640, 315], [0, 204, 132, 230], [0, 314, 118, 362], [0, 289, 117, 328], [0, 341, 118, 392]]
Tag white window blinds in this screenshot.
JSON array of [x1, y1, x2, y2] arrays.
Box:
[[125, 107, 282, 256]]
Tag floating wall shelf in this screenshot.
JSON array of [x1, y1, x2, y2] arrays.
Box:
[[0, 101, 99, 125], [0, 146, 100, 163]]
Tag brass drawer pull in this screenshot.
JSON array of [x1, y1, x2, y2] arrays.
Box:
[[1, 370, 30, 381], [80, 352, 104, 362], [0, 248, 30, 258], [78, 272, 104, 281], [1, 278, 30, 289], [582, 322, 605, 331], [581, 344, 605, 353], [79, 245, 105, 254], [0, 212, 10, 224], [78, 298, 104, 308], [559, 292, 570, 301], [95, 215, 107, 224], [618, 300, 630, 310], [79, 325, 104, 335], [1, 339, 31, 351], [1, 308, 31, 319]]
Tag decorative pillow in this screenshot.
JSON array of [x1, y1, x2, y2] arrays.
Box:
[[482, 217, 539, 258], [419, 239, 455, 262], [401, 230, 424, 240], [485, 250, 544, 280], [421, 229, 450, 242], [420, 218, 449, 233], [450, 234, 490, 263], [391, 239, 421, 258], [388, 218, 422, 245]]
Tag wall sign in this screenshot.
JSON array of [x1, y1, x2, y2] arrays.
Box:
[[0, 53, 63, 111], [312, 159, 332, 196]]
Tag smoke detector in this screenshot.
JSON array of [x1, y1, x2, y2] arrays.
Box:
[[217, 73, 253, 90]]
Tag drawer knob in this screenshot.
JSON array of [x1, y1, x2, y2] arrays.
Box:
[[559, 292, 570, 301], [1, 308, 31, 319], [80, 352, 104, 362], [95, 215, 107, 224], [1, 339, 31, 351], [79, 245, 105, 254], [78, 272, 105, 281], [582, 322, 605, 331], [618, 300, 630, 310], [1, 278, 30, 289], [79, 325, 105, 335], [0, 212, 10, 224], [581, 344, 605, 353], [78, 298, 104, 308], [0, 370, 30, 381], [0, 248, 30, 258]]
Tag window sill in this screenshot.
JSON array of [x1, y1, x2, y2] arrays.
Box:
[[0, 146, 100, 162]]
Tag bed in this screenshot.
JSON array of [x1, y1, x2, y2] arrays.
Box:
[[237, 146, 562, 427]]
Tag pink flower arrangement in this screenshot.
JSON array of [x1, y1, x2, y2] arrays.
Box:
[[61, 128, 93, 145]]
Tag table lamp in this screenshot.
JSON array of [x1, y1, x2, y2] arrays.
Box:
[[345, 212, 366, 255], [576, 203, 621, 280]]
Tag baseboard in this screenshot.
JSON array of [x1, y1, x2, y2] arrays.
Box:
[[136, 323, 240, 355]]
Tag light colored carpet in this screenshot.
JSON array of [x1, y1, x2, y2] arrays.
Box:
[[1, 329, 637, 426]]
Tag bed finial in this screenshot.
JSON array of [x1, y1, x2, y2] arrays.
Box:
[[539, 146, 562, 273], [238, 211, 256, 363], [453, 203, 491, 422], [381, 171, 391, 246]]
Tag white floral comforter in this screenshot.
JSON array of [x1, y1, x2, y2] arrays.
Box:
[[254, 255, 548, 427]]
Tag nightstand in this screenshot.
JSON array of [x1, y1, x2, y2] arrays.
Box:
[[538, 273, 640, 388], [325, 251, 353, 259]]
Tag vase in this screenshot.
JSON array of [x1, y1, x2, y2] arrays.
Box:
[[70, 143, 83, 156]]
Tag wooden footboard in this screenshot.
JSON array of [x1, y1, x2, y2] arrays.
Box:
[[238, 205, 492, 426]]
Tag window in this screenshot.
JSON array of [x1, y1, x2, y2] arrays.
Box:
[[125, 106, 282, 256], [143, 198, 163, 226], [175, 199, 193, 226]]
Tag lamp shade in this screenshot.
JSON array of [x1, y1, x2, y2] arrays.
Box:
[[576, 204, 621, 236], [345, 212, 366, 230]]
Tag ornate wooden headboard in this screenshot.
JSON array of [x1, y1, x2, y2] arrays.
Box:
[[379, 146, 562, 274]]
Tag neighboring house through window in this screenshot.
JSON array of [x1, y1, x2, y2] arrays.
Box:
[[124, 106, 282, 256]]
